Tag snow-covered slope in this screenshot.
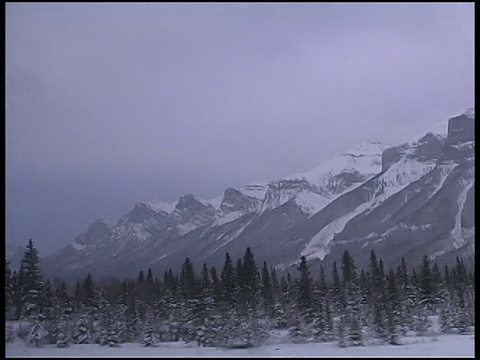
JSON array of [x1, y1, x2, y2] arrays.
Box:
[[264, 111, 474, 273], [42, 110, 474, 279]]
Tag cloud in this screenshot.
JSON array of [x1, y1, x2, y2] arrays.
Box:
[[6, 3, 474, 254]]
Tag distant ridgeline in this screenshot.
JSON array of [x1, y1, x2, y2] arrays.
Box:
[[41, 110, 474, 281]]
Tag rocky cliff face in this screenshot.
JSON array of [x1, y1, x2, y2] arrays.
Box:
[[43, 111, 474, 279], [279, 112, 474, 273]]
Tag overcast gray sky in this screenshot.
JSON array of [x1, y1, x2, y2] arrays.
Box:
[[6, 3, 474, 256]]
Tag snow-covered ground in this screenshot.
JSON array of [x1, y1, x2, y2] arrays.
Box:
[[6, 334, 474, 357]]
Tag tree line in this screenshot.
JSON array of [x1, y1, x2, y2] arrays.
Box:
[[5, 239, 475, 348]]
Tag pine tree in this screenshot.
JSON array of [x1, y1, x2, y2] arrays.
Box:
[[202, 263, 211, 290], [452, 257, 473, 333], [439, 265, 456, 334], [5, 258, 15, 319], [290, 256, 315, 342], [54, 281, 73, 348], [240, 247, 259, 310], [210, 266, 222, 304], [395, 256, 411, 334], [180, 257, 197, 299], [260, 261, 274, 315], [137, 270, 146, 300], [386, 269, 401, 345], [19, 239, 45, 321], [74, 281, 82, 310], [236, 258, 243, 289], [297, 256, 312, 311], [331, 261, 343, 312], [270, 266, 281, 296], [73, 314, 92, 344], [419, 255, 436, 311], [339, 250, 364, 347], [323, 298, 334, 341], [27, 320, 49, 347], [142, 321, 157, 347], [319, 265, 327, 296], [275, 275, 295, 330], [221, 253, 237, 306], [82, 273, 96, 308], [370, 251, 388, 342]]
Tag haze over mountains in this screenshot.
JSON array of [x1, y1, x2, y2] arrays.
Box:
[[37, 110, 474, 280]]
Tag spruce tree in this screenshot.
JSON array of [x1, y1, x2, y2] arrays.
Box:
[[331, 261, 343, 311], [19, 239, 45, 321], [260, 261, 274, 315], [419, 255, 436, 311], [297, 256, 312, 311], [210, 266, 222, 304], [240, 247, 259, 310], [370, 251, 387, 342], [386, 269, 401, 345], [339, 250, 363, 347], [180, 257, 197, 299], [221, 253, 237, 306], [290, 256, 315, 342], [5, 258, 15, 319], [319, 265, 327, 296], [202, 263, 211, 290]]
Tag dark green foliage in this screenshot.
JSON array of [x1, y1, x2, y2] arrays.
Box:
[[180, 257, 197, 299], [339, 250, 364, 347], [5, 259, 15, 319], [19, 239, 46, 321], [239, 247, 259, 309], [220, 253, 237, 306], [260, 261, 274, 315], [370, 250, 388, 342], [386, 269, 401, 345], [5, 242, 474, 348], [296, 256, 312, 311]]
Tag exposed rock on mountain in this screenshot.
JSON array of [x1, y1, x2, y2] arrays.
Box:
[[43, 111, 474, 279]]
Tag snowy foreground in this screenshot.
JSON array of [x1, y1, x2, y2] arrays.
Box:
[[6, 334, 474, 357]]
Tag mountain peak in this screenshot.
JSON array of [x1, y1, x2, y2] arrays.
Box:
[[146, 200, 177, 214], [342, 140, 387, 157], [175, 193, 211, 212], [88, 218, 113, 231], [446, 112, 474, 146], [464, 107, 474, 119], [286, 141, 386, 187]]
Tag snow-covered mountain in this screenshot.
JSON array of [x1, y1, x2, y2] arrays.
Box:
[[42, 111, 474, 279]]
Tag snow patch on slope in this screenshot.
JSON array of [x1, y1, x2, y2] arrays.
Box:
[[214, 210, 246, 226], [132, 223, 151, 242], [373, 158, 437, 204], [208, 195, 224, 211], [146, 201, 177, 214], [301, 202, 372, 261], [150, 254, 168, 264], [451, 180, 474, 249], [176, 223, 199, 236], [302, 157, 457, 261], [294, 190, 333, 215], [209, 221, 252, 256], [72, 241, 86, 251], [286, 140, 387, 186]]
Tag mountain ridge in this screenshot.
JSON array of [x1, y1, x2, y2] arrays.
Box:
[[40, 110, 475, 279]]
